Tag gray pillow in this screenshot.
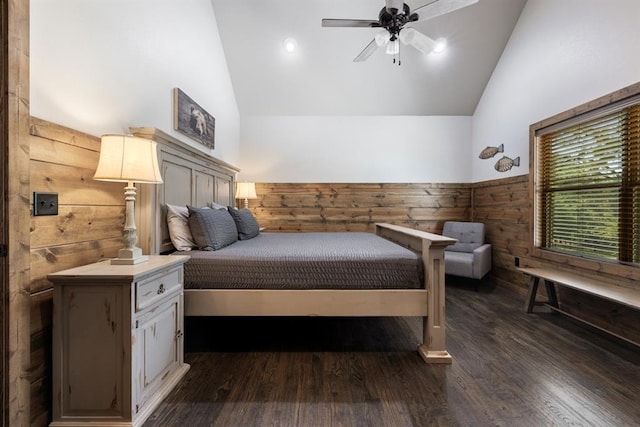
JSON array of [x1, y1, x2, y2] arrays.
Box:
[[187, 206, 238, 250], [227, 207, 260, 240]]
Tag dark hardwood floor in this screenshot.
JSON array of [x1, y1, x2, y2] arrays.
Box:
[[144, 278, 640, 426]]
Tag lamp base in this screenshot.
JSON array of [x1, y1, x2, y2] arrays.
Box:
[[111, 247, 148, 265]]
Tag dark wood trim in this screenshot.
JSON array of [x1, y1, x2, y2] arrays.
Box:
[[530, 81, 640, 132]]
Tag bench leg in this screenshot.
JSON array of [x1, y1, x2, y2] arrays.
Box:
[[525, 276, 540, 313], [545, 280, 559, 308]]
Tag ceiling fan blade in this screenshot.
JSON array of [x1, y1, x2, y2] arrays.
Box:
[[353, 38, 379, 62], [412, 0, 478, 22], [322, 19, 380, 28]]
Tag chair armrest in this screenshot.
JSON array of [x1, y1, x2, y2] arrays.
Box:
[[472, 244, 492, 279], [473, 243, 491, 255]]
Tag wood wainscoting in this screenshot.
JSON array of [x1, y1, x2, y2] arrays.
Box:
[[28, 118, 124, 426], [250, 183, 472, 233], [472, 175, 530, 292]]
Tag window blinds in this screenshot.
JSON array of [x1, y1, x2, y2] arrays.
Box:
[[538, 105, 640, 263]]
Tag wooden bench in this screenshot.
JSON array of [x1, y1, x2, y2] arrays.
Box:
[[517, 267, 640, 344], [518, 267, 640, 312]]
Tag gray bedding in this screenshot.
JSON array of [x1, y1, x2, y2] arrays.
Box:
[[182, 232, 423, 290]]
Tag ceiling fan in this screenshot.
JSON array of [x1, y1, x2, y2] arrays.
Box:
[[322, 0, 478, 63]]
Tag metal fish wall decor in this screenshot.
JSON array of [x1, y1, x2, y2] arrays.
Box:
[[478, 144, 504, 159], [494, 156, 520, 172]]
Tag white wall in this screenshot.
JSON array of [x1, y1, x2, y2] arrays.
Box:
[[32, 0, 639, 184], [30, 0, 240, 165], [239, 115, 472, 183], [471, 0, 640, 182]]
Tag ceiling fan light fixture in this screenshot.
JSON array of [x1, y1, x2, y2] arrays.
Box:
[[399, 28, 436, 54], [385, 0, 404, 13], [385, 39, 399, 55], [433, 38, 447, 54], [323, 0, 476, 63], [375, 31, 390, 47], [283, 37, 297, 53]]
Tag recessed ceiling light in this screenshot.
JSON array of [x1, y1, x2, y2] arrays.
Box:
[[283, 37, 297, 53], [432, 38, 447, 54]]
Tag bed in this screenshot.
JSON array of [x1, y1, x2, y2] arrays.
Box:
[[132, 127, 456, 363]]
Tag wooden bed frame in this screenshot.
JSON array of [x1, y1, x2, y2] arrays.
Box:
[[132, 127, 456, 364]]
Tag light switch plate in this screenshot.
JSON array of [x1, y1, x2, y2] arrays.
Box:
[[34, 192, 58, 216]]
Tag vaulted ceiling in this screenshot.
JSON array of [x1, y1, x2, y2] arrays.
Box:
[[211, 0, 527, 116]]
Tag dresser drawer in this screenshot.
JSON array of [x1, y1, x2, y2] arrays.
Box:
[[136, 267, 182, 311]]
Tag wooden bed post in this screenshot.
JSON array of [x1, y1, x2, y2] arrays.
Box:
[[374, 224, 455, 364], [419, 238, 452, 364]]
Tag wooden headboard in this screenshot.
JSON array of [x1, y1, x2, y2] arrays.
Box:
[[131, 127, 240, 254]]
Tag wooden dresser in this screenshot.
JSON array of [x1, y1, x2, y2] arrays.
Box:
[[48, 255, 190, 427]]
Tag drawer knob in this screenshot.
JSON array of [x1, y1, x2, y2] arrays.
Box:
[[157, 284, 165, 294]]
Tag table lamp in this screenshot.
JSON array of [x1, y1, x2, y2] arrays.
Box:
[[94, 135, 163, 264], [235, 182, 257, 209]]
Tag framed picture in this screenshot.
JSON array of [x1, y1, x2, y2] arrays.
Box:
[[173, 88, 215, 150]]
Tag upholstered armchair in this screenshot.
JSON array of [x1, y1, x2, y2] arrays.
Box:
[[442, 221, 492, 289]]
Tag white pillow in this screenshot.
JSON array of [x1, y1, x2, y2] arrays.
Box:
[[207, 201, 228, 210], [166, 204, 197, 251]]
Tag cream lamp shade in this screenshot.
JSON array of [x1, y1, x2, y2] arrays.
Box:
[[93, 135, 163, 183], [235, 182, 257, 209], [94, 135, 163, 265]]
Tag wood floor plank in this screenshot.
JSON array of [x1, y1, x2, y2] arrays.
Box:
[[143, 278, 640, 426]]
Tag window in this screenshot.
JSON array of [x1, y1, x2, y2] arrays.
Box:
[[534, 93, 640, 265]]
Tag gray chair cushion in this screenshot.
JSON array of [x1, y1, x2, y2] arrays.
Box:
[[447, 242, 483, 253], [443, 221, 485, 249]]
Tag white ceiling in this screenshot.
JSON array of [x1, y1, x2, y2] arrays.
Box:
[[211, 0, 527, 116]]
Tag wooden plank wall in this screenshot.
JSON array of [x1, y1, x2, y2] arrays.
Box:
[[250, 183, 472, 233], [472, 175, 530, 293], [5, 0, 31, 425], [28, 118, 124, 426], [249, 179, 528, 291]]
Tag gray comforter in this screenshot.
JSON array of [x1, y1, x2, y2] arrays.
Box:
[[182, 232, 423, 290]]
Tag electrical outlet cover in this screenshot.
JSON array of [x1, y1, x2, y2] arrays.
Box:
[[34, 192, 58, 216]]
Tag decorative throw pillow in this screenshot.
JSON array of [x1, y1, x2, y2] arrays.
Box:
[[227, 207, 261, 240], [166, 204, 196, 251], [187, 206, 238, 250]]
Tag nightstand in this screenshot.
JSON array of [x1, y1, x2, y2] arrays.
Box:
[[48, 255, 190, 427]]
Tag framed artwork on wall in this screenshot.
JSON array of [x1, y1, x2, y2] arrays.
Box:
[[173, 88, 215, 150]]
